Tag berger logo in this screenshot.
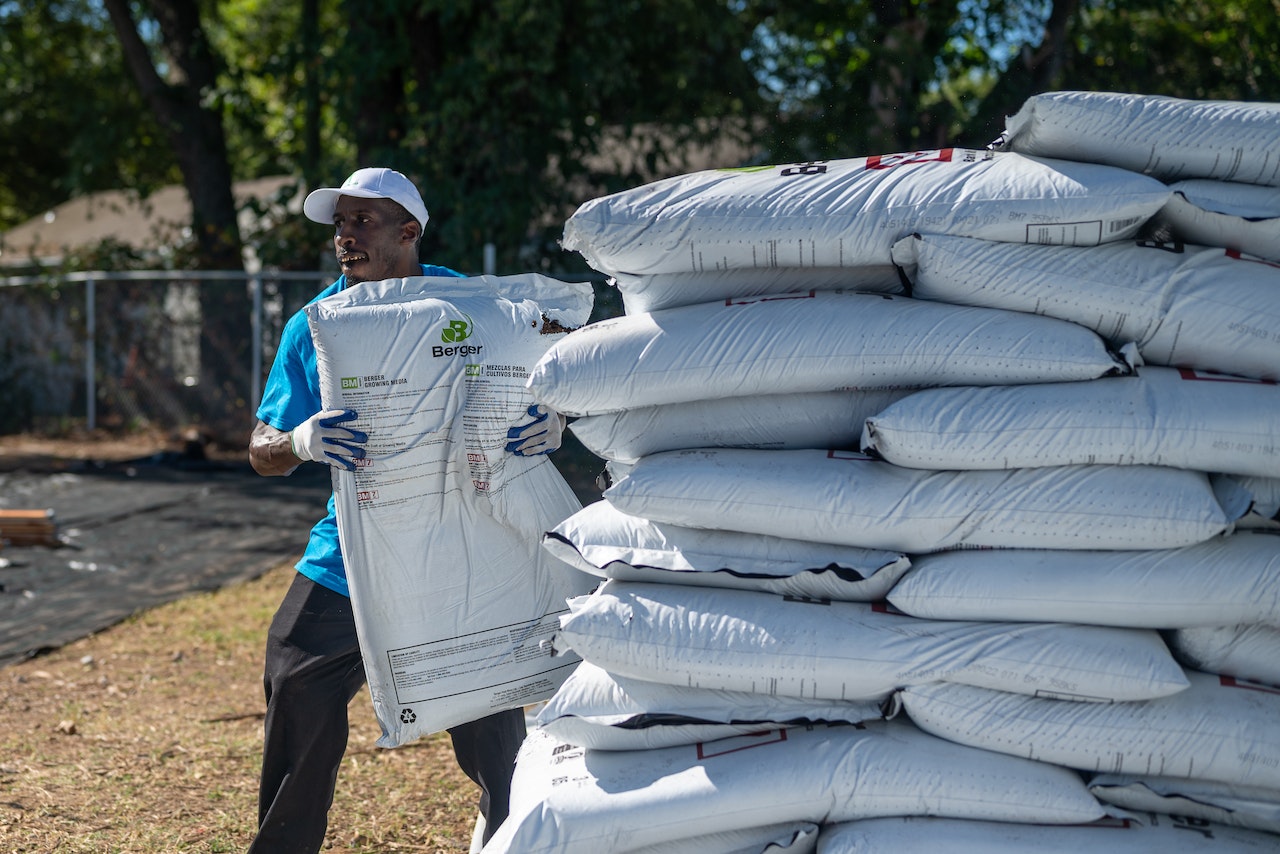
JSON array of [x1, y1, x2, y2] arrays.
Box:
[[441, 315, 473, 343], [433, 314, 484, 359], [341, 376, 360, 389]]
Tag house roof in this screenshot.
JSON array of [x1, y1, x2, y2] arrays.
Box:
[[0, 176, 300, 268]]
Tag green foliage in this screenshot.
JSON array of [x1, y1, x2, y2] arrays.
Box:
[[241, 186, 329, 272], [0, 0, 178, 230], [209, 0, 353, 183], [4, 0, 1279, 275], [1067, 0, 1280, 101], [735, 0, 1055, 159], [326, 0, 763, 273], [56, 237, 157, 274]]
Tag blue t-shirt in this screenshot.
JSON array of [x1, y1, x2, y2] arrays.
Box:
[[256, 264, 465, 596]]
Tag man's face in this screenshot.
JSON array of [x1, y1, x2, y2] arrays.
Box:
[[332, 195, 421, 284]]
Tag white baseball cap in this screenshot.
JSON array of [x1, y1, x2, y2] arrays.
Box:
[[303, 167, 430, 229]]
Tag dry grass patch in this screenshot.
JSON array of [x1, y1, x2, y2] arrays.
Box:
[[0, 562, 479, 853]]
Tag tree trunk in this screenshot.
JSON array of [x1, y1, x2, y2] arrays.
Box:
[[344, 0, 410, 169], [102, 0, 243, 271], [300, 0, 322, 189], [103, 0, 251, 437]]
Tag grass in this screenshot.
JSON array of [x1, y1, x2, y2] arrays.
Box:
[[0, 561, 481, 853]]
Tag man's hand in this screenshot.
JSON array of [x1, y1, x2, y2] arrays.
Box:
[[290, 409, 368, 471], [505, 404, 566, 456]]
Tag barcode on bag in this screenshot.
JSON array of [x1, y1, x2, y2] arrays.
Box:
[[1108, 216, 1143, 234]]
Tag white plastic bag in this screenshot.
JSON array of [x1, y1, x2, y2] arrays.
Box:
[[1214, 474, 1280, 529], [900, 669, 1280, 790], [1167, 624, 1280, 687], [528, 290, 1127, 417], [551, 581, 1189, 703], [480, 721, 1104, 854], [1237, 476, 1280, 519], [571, 389, 913, 464], [535, 661, 886, 751], [610, 266, 902, 315], [309, 273, 597, 745], [544, 500, 910, 601], [561, 148, 1169, 278], [603, 448, 1237, 553], [1154, 179, 1280, 261], [629, 823, 820, 854], [886, 532, 1280, 628], [817, 814, 1280, 853], [1090, 775, 1280, 836], [892, 234, 1280, 382], [994, 91, 1280, 187], [862, 366, 1280, 477]]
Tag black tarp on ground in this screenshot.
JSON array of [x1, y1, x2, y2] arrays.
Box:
[[0, 454, 331, 667]]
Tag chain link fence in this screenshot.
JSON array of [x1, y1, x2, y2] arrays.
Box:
[[0, 269, 620, 438], [0, 270, 335, 442]]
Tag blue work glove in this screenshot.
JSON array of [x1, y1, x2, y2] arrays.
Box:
[[505, 404, 565, 456], [290, 408, 368, 471]]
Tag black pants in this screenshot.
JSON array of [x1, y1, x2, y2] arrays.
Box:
[[248, 572, 527, 854]]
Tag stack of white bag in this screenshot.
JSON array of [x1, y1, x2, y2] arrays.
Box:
[[480, 93, 1280, 853], [876, 90, 1280, 846], [989, 90, 1280, 262]]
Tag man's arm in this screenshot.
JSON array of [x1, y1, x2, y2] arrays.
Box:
[[250, 420, 303, 476], [250, 410, 368, 476]]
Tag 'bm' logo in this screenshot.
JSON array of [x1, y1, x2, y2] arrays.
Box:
[[341, 377, 359, 389]]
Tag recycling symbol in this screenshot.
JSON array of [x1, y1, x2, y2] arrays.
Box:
[[399, 708, 416, 724]]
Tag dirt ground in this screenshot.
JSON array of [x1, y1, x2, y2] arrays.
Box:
[[0, 559, 483, 853], [0, 432, 491, 852], [0, 429, 610, 851]]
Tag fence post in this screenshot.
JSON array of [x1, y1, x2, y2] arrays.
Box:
[[251, 272, 263, 417], [85, 276, 96, 432]]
